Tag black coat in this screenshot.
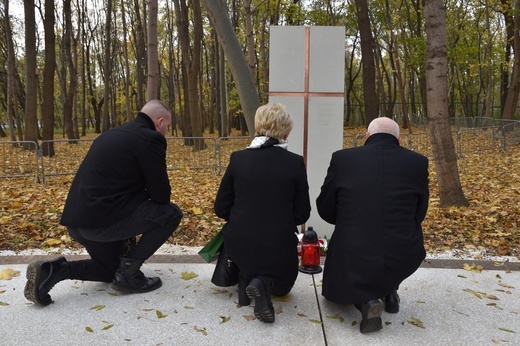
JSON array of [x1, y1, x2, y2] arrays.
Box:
[[60, 112, 171, 228], [316, 133, 429, 304], [214, 145, 311, 286]]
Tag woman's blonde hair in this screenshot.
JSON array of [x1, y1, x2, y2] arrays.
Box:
[[254, 103, 294, 140]]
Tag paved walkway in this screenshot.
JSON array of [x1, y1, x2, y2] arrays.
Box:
[[0, 256, 518, 345]]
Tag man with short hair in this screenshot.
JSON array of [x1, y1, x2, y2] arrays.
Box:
[[25, 99, 183, 306], [317, 117, 429, 333]]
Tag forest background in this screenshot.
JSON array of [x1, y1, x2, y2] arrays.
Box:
[[0, 0, 518, 258]]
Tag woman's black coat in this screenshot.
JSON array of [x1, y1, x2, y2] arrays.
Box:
[[316, 133, 429, 304], [214, 145, 311, 287]]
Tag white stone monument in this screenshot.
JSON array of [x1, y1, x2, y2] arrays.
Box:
[[269, 26, 345, 239]]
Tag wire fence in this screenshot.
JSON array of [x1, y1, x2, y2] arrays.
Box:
[[1, 118, 519, 182]]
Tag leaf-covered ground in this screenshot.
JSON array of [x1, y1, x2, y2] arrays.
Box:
[[0, 137, 519, 259]]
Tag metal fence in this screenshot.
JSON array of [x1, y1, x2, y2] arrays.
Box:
[[1, 119, 519, 182], [0, 141, 40, 182]]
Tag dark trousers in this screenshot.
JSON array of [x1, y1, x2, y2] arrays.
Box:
[[66, 201, 183, 282]]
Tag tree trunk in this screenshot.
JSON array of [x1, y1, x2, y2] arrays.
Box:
[[121, 0, 132, 122], [243, 0, 257, 83], [63, 0, 78, 140], [146, 0, 159, 101], [41, 0, 56, 155], [354, 0, 378, 126], [202, 0, 259, 137], [23, 0, 39, 145], [501, 0, 520, 120], [425, 0, 468, 207], [4, 0, 18, 141], [102, 0, 113, 132]]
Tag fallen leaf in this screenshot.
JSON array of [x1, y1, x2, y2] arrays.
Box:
[[180, 271, 198, 280], [45, 238, 61, 246], [85, 327, 94, 332], [194, 326, 207, 336], [0, 301, 9, 306], [309, 319, 323, 324], [243, 315, 256, 321], [408, 317, 425, 328], [498, 327, 516, 333], [89, 305, 105, 311], [102, 324, 114, 330], [326, 314, 345, 323], [463, 288, 499, 300], [184, 306, 194, 309], [272, 295, 292, 302], [0, 268, 21, 280], [298, 313, 307, 317], [156, 310, 167, 318], [219, 316, 231, 324]]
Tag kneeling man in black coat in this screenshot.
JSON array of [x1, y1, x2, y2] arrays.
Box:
[[24, 100, 183, 306], [317, 117, 429, 333]]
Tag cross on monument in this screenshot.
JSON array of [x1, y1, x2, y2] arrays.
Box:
[[269, 26, 345, 238]]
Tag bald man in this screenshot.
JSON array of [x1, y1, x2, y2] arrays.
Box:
[[317, 117, 429, 333], [25, 100, 183, 307]]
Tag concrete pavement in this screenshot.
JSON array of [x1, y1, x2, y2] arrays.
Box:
[[0, 256, 518, 346]]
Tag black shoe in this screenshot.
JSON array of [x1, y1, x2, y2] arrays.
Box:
[[111, 257, 162, 293], [359, 299, 384, 333], [246, 277, 274, 323], [238, 275, 251, 306], [24, 256, 70, 306], [384, 290, 400, 313]]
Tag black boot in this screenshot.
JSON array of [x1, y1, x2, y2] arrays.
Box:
[[24, 256, 70, 306], [238, 274, 251, 306], [358, 299, 384, 334], [111, 257, 162, 293], [246, 276, 275, 323], [384, 289, 400, 313]]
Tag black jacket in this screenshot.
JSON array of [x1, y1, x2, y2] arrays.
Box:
[[214, 145, 311, 285], [317, 133, 429, 304], [60, 112, 171, 228]]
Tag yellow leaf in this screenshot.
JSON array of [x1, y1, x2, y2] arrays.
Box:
[[0, 268, 21, 280], [180, 271, 198, 280], [219, 316, 231, 324], [192, 207, 203, 215], [0, 301, 9, 306], [85, 326, 94, 332], [407, 317, 425, 328], [89, 305, 105, 311], [156, 310, 168, 318], [102, 324, 114, 330], [45, 238, 61, 246], [272, 295, 292, 302]]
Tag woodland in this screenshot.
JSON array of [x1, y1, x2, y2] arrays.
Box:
[[0, 1, 519, 256]]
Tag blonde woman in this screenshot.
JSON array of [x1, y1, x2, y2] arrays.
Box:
[[214, 103, 311, 323]]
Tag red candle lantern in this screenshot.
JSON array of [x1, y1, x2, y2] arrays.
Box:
[[299, 226, 323, 274]]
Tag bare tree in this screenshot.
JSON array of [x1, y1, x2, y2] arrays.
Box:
[[101, 0, 113, 131], [203, 0, 259, 136], [354, 0, 378, 125], [62, 0, 78, 140], [146, 0, 159, 101], [23, 0, 39, 145], [501, 0, 520, 119], [121, 0, 132, 122], [4, 0, 18, 141], [425, 0, 468, 207], [41, 0, 56, 155]]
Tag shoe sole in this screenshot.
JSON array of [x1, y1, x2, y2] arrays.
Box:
[[360, 300, 383, 333], [24, 262, 52, 306], [246, 279, 274, 323]]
